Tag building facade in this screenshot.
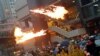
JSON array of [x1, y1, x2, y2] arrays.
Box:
[[78, 0, 100, 35], [0, 0, 30, 20], [0, 0, 30, 56], [0, 0, 12, 20]]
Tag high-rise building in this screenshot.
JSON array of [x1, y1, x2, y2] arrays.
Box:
[[0, 1, 4, 20], [0, 0, 30, 38], [0, 0, 30, 56], [0, 0, 11, 20], [0, 0, 30, 20]]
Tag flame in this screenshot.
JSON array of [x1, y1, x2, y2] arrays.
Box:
[[30, 5, 68, 20], [14, 27, 46, 44]]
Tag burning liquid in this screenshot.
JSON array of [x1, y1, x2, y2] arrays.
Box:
[[14, 27, 46, 44], [30, 5, 68, 20]]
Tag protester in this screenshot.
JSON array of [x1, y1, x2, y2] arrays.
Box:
[[85, 38, 97, 56]]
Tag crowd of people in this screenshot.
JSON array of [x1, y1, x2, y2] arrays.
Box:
[[20, 33, 100, 56]]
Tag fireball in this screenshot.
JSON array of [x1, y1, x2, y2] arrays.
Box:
[[14, 27, 46, 44], [30, 5, 68, 20]]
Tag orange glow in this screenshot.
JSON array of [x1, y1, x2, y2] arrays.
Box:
[[30, 5, 68, 20], [14, 27, 46, 44]]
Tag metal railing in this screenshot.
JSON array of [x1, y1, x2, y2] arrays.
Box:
[[81, 1, 100, 20]]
